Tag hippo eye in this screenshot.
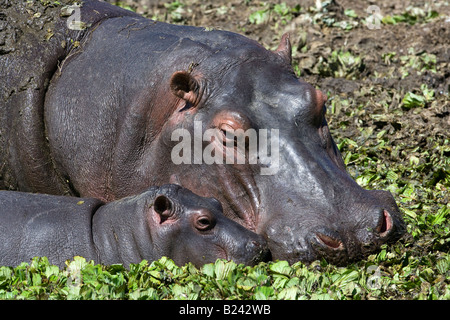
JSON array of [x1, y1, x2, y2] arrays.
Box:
[[194, 211, 216, 231]]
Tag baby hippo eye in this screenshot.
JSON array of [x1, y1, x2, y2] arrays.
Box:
[[193, 210, 216, 231]]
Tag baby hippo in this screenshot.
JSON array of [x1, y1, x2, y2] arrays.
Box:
[[0, 184, 270, 268]]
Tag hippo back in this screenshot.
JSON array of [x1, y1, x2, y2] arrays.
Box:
[[0, 0, 137, 194], [0, 191, 103, 268]]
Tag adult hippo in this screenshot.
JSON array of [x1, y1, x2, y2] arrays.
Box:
[[0, 184, 269, 268], [0, 0, 405, 265]]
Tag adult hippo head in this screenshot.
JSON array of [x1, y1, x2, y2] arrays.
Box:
[[1, 0, 405, 265]]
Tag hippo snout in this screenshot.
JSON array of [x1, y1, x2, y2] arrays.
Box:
[[309, 205, 405, 265], [265, 189, 405, 265]]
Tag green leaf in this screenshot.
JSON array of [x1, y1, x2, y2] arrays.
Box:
[[429, 205, 449, 226], [214, 260, 237, 280], [269, 261, 292, 276], [249, 9, 270, 24], [44, 265, 60, 279], [386, 170, 399, 182], [402, 92, 425, 108], [255, 286, 275, 299], [344, 9, 357, 18], [236, 277, 257, 291], [201, 263, 215, 278], [403, 208, 417, 219]]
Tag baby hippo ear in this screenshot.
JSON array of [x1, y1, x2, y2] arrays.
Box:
[[153, 195, 175, 224], [170, 71, 200, 106], [275, 33, 292, 65]]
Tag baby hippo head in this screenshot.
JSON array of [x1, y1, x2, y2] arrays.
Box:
[[147, 184, 271, 267]]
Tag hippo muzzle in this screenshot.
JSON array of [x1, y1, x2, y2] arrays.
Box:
[[264, 187, 405, 265]]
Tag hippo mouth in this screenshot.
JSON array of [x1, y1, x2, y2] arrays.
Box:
[[311, 209, 398, 264]]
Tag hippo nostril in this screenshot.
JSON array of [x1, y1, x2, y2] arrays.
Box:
[[316, 233, 344, 250], [377, 210, 393, 237]]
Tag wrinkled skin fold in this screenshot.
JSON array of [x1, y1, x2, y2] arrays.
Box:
[[0, 0, 405, 265]]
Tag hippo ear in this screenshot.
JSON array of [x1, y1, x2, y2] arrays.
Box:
[[153, 195, 175, 223], [275, 33, 292, 65], [170, 71, 200, 107]]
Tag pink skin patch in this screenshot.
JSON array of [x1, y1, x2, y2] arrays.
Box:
[[378, 210, 393, 237], [315, 89, 327, 114], [316, 233, 344, 250]]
